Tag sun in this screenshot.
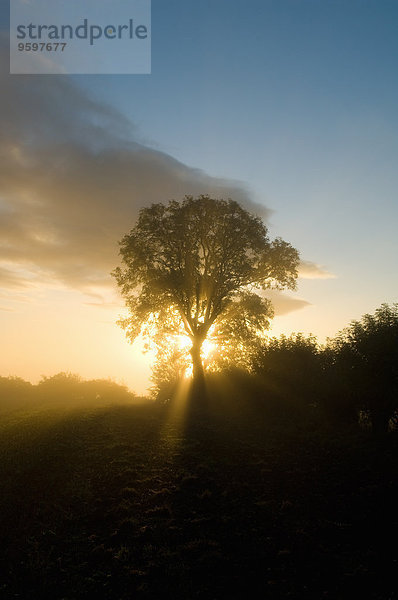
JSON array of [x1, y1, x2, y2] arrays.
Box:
[[183, 363, 193, 378], [174, 332, 217, 378], [175, 334, 216, 359], [201, 338, 216, 361]]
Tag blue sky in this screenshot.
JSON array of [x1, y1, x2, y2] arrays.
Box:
[[78, 0, 398, 328], [1, 0, 397, 390]]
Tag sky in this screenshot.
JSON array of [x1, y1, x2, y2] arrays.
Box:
[[1, 0, 398, 393]]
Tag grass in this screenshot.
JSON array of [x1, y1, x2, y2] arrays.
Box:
[[0, 395, 397, 599]]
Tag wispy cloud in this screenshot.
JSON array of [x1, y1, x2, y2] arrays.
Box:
[[261, 289, 311, 316], [83, 301, 120, 309], [298, 260, 336, 280], [0, 39, 267, 295], [0, 266, 31, 289]]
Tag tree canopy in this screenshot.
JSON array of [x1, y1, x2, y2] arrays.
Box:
[[113, 195, 300, 381], [326, 303, 398, 433]]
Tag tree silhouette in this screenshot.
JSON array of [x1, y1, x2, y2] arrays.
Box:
[[113, 195, 299, 386], [249, 333, 323, 420], [252, 333, 320, 395], [327, 303, 398, 434]]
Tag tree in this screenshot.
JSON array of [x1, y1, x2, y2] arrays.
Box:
[[251, 333, 322, 417], [327, 303, 398, 434], [113, 195, 299, 386], [149, 341, 189, 402], [252, 333, 320, 389], [0, 376, 33, 413]]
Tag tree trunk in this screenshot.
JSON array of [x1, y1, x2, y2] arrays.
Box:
[[190, 339, 205, 382], [189, 337, 208, 408]]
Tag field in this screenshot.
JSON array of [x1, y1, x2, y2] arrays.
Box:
[[1, 396, 397, 599]]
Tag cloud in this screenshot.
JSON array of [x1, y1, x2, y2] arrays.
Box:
[[262, 290, 311, 316], [84, 301, 120, 309], [0, 38, 269, 294], [298, 260, 336, 280], [0, 266, 31, 289]]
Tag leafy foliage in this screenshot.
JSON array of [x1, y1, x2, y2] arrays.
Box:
[[113, 195, 299, 379], [326, 303, 398, 433], [149, 341, 190, 401], [252, 333, 320, 377], [0, 376, 33, 413], [250, 333, 322, 418], [207, 291, 274, 371]]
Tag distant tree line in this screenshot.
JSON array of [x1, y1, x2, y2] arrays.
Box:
[[0, 373, 137, 414]]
